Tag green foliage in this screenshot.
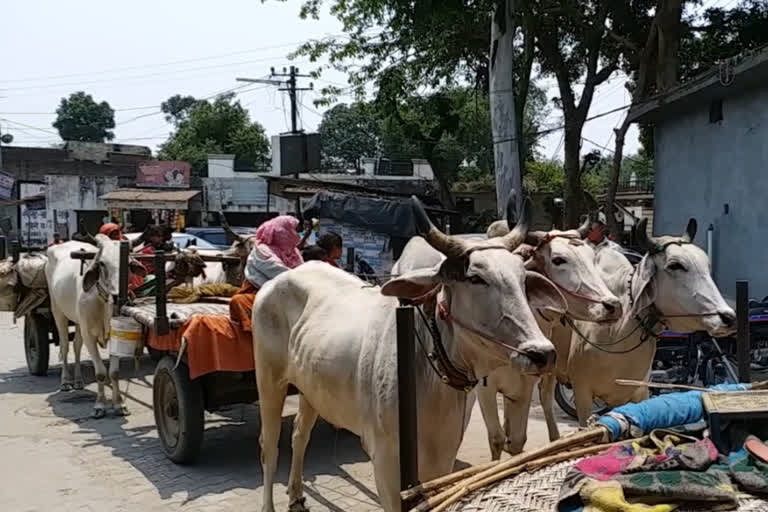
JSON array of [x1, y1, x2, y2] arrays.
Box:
[[158, 93, 270, 176], [161, 95, 201, 126], [318, 102, 380, 169], [52, 91, 115, 142]]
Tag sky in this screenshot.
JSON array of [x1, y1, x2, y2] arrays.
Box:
[[0, 0, 643, 162]]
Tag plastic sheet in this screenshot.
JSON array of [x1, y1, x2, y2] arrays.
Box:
[[598, 383, 749, 440]]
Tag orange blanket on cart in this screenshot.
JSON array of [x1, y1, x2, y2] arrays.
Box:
[[147, 315, 254, 380]]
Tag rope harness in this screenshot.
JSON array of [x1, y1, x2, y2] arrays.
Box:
[[569, 239, 724, 354]]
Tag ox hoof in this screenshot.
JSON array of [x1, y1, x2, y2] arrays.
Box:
[[92, 408, 107, 419], [288, 498, 309, 512], [113, 405, 130, 417], [60, 383, 74, 392], [73, 380, 85, 390]]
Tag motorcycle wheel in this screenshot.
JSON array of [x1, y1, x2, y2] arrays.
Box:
[[554, 382, 610, 419]]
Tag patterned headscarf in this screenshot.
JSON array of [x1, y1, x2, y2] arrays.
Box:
[[255, 215, 303, 268]]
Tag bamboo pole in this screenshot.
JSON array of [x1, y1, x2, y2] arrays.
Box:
[[428, 436, 646, 512], [410, 428, 605, 511]]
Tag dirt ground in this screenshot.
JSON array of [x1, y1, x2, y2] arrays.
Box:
[[0, 313, 578, 511]]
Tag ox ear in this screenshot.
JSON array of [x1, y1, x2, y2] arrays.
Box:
[[381, 266, 441, 299], [83, 261, 103, 292], [632, 255, 657, 313], [525, 271, 567, 316]]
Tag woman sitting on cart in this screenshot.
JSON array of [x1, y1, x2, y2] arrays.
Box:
[[229, 215, 305, 331]]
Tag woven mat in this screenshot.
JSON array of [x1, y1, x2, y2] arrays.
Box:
[[121, 298, 230, 330], [447, 458, 768, 512]]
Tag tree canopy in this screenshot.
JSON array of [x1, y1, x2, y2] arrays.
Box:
[[318, 102, 380, 169], [158, 93, 270, 176], [52, 91, 116, 142]]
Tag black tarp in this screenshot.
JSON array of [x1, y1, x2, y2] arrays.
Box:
[[303, 191, 419, 238]]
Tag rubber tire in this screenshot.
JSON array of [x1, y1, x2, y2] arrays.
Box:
[[554, 382, 609, 419], [153, 356, 204, 464], [24, 313, 50, 376]]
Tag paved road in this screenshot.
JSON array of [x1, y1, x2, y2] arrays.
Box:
[[0, 313, 577, 511]]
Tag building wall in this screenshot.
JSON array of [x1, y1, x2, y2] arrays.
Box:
[[653, 87, 768, 299], [45, 175, 119, 239]]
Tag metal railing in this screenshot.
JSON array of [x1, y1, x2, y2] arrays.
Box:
[[616, 179, 655, 195]]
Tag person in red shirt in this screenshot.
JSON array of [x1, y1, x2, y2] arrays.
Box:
[[98, 222, 123, 241], [316, 232, 343, 268]]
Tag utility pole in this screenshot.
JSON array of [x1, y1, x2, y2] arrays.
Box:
[[237, 66, 314, 215], [0, 121, 13, 172]]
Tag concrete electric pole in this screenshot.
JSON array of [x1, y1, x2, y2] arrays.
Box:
[[489, 0, 522, 219]]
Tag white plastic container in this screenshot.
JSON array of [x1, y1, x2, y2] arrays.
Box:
[[108, 316, 143, 358]]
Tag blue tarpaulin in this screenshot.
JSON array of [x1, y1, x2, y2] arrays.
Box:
[[598, 383, 750, 441]]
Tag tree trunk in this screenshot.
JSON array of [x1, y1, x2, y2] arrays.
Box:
[[563, 129, 583, 228], [490, 0, 522, 218], [656, 0, 682, 91], [605, 119, 631, 236]]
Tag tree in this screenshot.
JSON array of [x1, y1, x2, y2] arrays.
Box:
[[318, 103, 380, 170], [161, 95, 201, 126], [158, 93, 270, 175], [52, 91, 115, 142]]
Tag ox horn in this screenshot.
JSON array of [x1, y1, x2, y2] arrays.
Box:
[[681, 218, 697, 243], [410, 196, 467, 259], [500, 196, 532, 251], [576, 213, 593, 239], [634, 218, 656, 252], [220, 214, 245, 243], [501, 191, 539, 246]]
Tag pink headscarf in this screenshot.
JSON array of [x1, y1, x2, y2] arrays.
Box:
[[255, 215, 303, 268]]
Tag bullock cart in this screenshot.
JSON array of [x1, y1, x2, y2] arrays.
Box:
[[68, 248, 297, 464]]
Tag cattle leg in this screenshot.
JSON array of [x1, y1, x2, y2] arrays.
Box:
[[287, 395, 318, 512], [82, 334, 108, 418], [72, 328, 84, 390], [257, 383, 288, 512], [573, 381, 594, 428], [476, 381, 504, 461], [52, 309, 73, 391], [371, 439, 400, 512], [538, 374, 561, 442], [502, 376, 535, 455], [109, 355, 128, 416]]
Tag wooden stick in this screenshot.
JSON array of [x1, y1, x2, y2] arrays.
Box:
[[410, 428, 605, 511], [614, 379, 709, 392], [428, 437, 644, 512], [401, 460, 498, 504]]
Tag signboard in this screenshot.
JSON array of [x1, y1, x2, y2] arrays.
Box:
[[137, 161, 190, 188], [0, 171, 14, 200], [19, 183, 50, 247], [279, 133, 321, 176]]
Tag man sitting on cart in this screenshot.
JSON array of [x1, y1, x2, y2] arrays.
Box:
[[229, 215, 305, 331]]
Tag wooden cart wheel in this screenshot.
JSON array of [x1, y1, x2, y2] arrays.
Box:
[[24, 313, 50, 376], [153, 356, 204, 464]]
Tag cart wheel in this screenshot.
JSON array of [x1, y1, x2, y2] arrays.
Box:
[[554, 382, 609, 419], [153, 356, 204, 464], [24, 313, 50, 376]]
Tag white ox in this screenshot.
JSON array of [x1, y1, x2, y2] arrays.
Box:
[[251, 196, 567, 512], [394, 216, 622, 460], [567, 218, 736, 425], [46, 235, 146, 417]]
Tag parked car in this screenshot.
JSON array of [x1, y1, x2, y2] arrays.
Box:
[[184, 227, 256, 250]]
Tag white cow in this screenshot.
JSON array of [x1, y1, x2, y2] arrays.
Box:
[[394, 217, 622, 460], [567, 218, 736, 425], [252, 196, 567, 512], [46, 235, 146, 417]]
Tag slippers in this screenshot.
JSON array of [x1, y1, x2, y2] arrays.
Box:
[[745, 435, 768, 463]]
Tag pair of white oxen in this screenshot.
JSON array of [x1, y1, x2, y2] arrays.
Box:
[[250, 194, 736, 512]]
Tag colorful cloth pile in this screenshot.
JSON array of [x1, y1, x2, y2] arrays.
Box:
[[558, 431, 768, 511]]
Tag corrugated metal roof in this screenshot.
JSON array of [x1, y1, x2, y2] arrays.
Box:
[[100, 188, 200, 201]]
